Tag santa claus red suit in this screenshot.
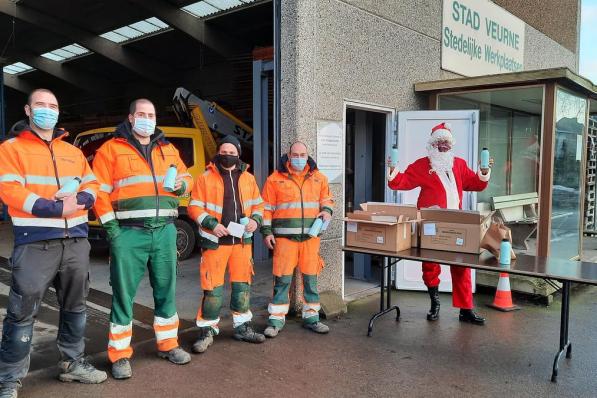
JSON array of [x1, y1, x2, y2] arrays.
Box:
[[388, 122, 491, 324]]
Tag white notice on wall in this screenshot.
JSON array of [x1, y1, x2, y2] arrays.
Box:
[[317, 121, 343, 184]]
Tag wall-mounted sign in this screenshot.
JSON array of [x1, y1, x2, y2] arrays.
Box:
[[442, 0, 525, 77], [316, 120, 343, 184]]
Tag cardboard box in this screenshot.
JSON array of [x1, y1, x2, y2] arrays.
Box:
[[419, 209, 492, 254], [360, 202, 421, 247], [344, 211, 413, 253]]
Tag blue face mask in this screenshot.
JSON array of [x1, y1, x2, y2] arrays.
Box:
[[31, 107, 59, 130], [133, 117, 156, 137], [290, 157, 307, 171]]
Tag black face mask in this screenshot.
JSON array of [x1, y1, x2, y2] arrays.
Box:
[[217, 154, 239, 168]]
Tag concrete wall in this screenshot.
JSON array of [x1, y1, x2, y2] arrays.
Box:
[[280, 0, 580, 301]]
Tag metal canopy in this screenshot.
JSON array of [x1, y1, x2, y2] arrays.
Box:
[[414, 67, 597, 100], [0, 0, 273, 129]]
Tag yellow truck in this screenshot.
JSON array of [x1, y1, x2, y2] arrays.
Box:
[[73, 87, 253, 260]]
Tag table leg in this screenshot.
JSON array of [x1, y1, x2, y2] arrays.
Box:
[[367, 258, 401, 337], [551, 280, 571, 383]]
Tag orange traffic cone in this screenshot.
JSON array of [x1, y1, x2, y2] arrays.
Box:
[[487, 273, 520, 312]]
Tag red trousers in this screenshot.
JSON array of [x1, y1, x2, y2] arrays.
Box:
[[422, 262, 473, 309]]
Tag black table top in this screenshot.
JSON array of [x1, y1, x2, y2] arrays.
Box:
[[341, 246, 597, 286]]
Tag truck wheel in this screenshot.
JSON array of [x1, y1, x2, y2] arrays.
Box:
[[175, 219, 195, 260]]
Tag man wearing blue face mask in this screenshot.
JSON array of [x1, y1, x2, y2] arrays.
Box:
[[0, 89, 106, 398], [261, 142, 335, 337], [92, 99, 193, 380]]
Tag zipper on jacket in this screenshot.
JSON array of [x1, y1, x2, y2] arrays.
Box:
[[229, 169, 238, 245], [123, 139, 160, 220], [47, 141, 69, 237], [288, 171, 312, 237]]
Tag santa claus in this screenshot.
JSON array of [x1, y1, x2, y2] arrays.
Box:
[[388, 122, 492, 325]]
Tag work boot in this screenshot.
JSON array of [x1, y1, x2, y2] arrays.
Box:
[[427, 286, 441, 321], [157, 347, 191, 365], [192, 327, 214, 353], [0, 382, 20, 398], [459, 309, 486, 325], [303, 321, 329, 334], [111, 358, 132, 380], [58, 358, 107, 384], [263, 325, 281, 338], [233, 323, 266, 344]]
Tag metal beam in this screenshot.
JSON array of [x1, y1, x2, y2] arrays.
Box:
[[126, 0, 250, 58], [2, 73, 36, 94], [3, 49, 116, 94], [0, 1, 173, 84]]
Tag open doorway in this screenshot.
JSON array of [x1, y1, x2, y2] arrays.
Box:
[[344, 105, 393, 300]]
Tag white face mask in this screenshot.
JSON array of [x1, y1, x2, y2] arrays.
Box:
[[133, 117, 156, 137]]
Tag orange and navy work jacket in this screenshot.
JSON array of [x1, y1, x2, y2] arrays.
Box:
[[92, 121, 192, 230], [188, 162, 264, 249], [0, 121, 99, 245], [261, 155, 334, 242]]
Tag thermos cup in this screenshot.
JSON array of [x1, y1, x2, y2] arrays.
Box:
[[163, 164, 178, 192], [499, 239, 512, 265], [239, 216, 253, 239], [308, 217, 324, 237], [480, 148, 490, 169], [56, 177, 81, 196], [390, 145, 399, 167]]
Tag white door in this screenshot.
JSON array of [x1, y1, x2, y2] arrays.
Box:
[[392, 110, 479, 291]]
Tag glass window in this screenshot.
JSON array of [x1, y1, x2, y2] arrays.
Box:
[[439, 86, 544, 255], [551, 89, 587, 260], [168, 137, 195, 168]]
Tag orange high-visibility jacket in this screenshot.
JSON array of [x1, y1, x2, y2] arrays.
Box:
[[261, 155, 334, 241], [188, 162, 264, 249], [92, 121, 192, 229], [0, 121, 99, 245]]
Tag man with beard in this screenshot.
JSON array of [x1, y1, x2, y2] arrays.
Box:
[[388, 122, 492, 325], [93, 98, 193, 379], [189, 136, 266, 353]]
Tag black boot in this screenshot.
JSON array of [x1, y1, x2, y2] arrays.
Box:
[[426, 287, 440, 321], [459, 309, 486, 325]]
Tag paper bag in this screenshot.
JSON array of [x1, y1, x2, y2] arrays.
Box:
[[480, 219, 517, 260]]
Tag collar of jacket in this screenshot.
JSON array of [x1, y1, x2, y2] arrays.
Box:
[[6, 119, 68, 143], [279, 153, 317, 175], [113, 120, 168, 146]]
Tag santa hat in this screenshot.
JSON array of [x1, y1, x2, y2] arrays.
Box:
[[429, 122, 455, 145]]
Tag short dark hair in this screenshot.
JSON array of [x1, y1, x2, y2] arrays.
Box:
[[129, 98, 154, 115], [27, 88, 57, 106]]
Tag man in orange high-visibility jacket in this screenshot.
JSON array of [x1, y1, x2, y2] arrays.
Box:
[[261, 142, 335, 338], [0, 89, 106, 397], [188, 136, 266, 353], [92, 98, 193, 380]]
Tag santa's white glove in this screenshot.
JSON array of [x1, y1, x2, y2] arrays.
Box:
[[478, 168, 491, 182], [387, 166, 400, 181]]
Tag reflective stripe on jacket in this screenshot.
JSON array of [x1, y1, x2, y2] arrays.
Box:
[[92, 121, 192, 228], [0, 122, 99, 245], [188, 162, 264, 249], [261, 155, 334, 241]]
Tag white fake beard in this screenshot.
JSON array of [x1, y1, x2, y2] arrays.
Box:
[[427, 145, 454, 173]]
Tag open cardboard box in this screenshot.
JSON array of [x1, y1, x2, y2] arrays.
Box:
[[344, 210, 416, 253], [360, 202, 421, 247], [419, 208, 493, 254]]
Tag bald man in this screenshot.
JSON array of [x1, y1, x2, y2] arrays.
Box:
[[261, 142, 335, 337]]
